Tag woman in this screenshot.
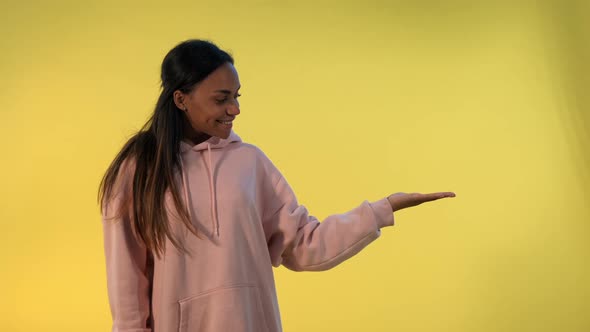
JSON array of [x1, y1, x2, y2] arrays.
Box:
[[99, 39, 455, 332]]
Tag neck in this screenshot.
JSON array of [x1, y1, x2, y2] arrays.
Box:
[[184, 132, 211, 146], [183, 123, 211, 146]]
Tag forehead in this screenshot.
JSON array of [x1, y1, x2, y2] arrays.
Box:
[[198, 62, 240, 91]]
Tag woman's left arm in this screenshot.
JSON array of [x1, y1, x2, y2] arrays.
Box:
[[259, 152, 455, 272]]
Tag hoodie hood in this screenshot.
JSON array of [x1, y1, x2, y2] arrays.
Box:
[[178, 131, 242, 237], [179, 130, 242, 153]]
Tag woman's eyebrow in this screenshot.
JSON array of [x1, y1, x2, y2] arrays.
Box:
[[213, 86, 241, 94]]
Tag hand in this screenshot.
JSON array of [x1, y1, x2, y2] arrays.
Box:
[[387, 192, 456, 212]]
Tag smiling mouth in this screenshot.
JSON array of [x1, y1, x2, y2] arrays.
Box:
[[217, 120, 233, 125]]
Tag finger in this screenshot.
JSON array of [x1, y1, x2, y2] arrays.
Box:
[[421, 192, 456, 201], [435, 192, 456, 198]]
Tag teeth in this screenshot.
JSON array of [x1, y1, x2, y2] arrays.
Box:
[[219, 121, 232, 125]]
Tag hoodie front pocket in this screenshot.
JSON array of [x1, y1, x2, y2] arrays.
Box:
[[178, 284, 269, 332]]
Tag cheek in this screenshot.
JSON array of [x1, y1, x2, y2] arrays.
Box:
[[187, 106, 220, 127], [186, 110, 204, 128], [209, 104, 227, 119]]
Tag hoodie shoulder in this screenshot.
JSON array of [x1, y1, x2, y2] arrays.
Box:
[[238, 143, 270, 161], [237, 143, 284, 184]]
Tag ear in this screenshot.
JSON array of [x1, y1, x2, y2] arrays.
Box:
[[173, 90, 187, 111]]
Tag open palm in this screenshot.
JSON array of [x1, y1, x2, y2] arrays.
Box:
[[387, 192, 456, 212]]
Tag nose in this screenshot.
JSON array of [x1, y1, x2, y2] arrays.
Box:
[[227, 102, 240, 116]]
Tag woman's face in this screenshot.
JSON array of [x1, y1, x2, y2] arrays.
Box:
[[174, 62, 241, 143]]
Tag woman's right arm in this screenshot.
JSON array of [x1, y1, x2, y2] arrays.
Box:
[[102, 161, 153, 332]]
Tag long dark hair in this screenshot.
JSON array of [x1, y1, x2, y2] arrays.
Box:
[[98, 39, 234, 258]]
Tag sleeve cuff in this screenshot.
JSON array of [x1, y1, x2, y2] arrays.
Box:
[[370, 197, 394, 229]]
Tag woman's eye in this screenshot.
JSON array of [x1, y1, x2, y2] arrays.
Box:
[[215, 94, 240, 104]]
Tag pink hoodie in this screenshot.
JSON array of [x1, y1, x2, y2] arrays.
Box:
[[102, 131, 394, 332]]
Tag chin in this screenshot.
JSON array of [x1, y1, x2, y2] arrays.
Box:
[[216, 131, 231, 139]]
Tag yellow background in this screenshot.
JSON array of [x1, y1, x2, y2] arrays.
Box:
[[1, 1, 588, 331]]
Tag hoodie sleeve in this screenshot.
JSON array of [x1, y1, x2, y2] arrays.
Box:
[[259, 153, 395, 272], [102, 160, 153, 332]]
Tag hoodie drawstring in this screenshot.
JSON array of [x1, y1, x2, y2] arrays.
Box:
[[206, 143, 220, 237], [179, 143, 220, 237]]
